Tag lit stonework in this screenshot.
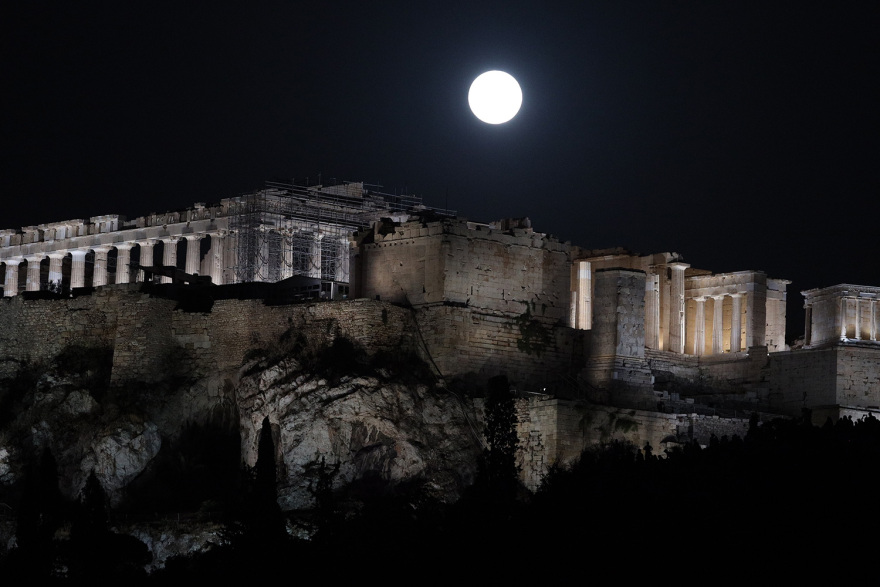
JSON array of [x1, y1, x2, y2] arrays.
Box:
[[573, 249, 790, 356], [802, 284, 880, 348], [0, 181, 434, 296]]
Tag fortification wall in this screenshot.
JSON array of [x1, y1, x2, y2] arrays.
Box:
[[415, 305, 583, 391], [0, 290, 121, 377], [355, 218, 573, 324], [516, 398, 752, 489], [769, 346, 880, 417], [646, 348, 770, 394], [0, 286, 418, 385]]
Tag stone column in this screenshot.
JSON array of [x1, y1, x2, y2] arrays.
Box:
[[645, 274, 660, 349], [730, 293, 743, 352], [138, 240, 156, 282], [3, 259, 21, 296], [804, 304, 813, 347], [854, 298, 861, 340], [115, 243, 133, 284], [70, 250, 88, 288], [24, 255, 43, 291], [48, 253, 65, 289], [577, 261, 592, 331], [694, 297, 706, 356], [711, 295, 725, 355], [211, 234, 225, 285], [871, 299, 877, 342], [668, 262, 689, 354], [92, 247, 111, 287], [184, 235, 201, 275], [280, 232, 294, 280], [161, 237, 177, 283], [309, 233, 323, 279], [336, 236, 350, 283], [257, 233, 270, 282], [840, 297, 848, 340]]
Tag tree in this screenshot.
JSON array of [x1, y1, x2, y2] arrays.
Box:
[[482, 374, 520, 500]]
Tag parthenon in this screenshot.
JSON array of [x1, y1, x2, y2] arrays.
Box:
[[0, 181, 438, 298]]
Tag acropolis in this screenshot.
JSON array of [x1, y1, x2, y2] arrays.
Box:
[[1, 180, 879, 488]]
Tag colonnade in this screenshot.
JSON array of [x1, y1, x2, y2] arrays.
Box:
[[691, 292, 745, 356], [2, 234, 227, 296], [802, 286, 880, 348], [839, 296, 878, 342]]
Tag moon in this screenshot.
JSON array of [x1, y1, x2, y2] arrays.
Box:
[[468, 71, 522, 124]]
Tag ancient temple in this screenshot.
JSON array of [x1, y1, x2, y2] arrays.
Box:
[[0, 181, 439, 298]]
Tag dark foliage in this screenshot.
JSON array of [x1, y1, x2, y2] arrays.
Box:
[[479, 374, 521, 500], [123, 414, 241, 513], [0, 360, 42, 427]]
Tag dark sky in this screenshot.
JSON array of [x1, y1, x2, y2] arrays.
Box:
[[1, 2, 877, 337]]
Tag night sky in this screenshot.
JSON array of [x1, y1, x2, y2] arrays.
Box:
[[2, 2, 877, 339]]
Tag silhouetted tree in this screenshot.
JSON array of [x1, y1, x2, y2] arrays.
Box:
[[6, 448, 65, 579], [478, 374, 520, 504], [308, 456, 341, 545], [68, 470, 151, 581]]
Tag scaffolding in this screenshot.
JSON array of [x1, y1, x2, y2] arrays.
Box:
[[227, 179, 449, 287]]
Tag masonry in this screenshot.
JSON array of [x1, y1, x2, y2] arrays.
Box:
[[3, 189, 879, 492], [0, 286, 417, 387]]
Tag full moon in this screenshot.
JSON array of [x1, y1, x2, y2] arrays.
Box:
[[468, 70, 522, 124]]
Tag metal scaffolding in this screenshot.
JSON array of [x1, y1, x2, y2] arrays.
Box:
[[227, 179, 446, 286]]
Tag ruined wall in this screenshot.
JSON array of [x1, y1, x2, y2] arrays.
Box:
[[769, 346, 880, 417], [645, 348, 771, 395], [0, 290, 120, 378], [582, 269, 652, 392], [0, 285, 418, 386], [415, 304, 583, 391], [516, 398, 752, 490], [355, 217, 572, 323]]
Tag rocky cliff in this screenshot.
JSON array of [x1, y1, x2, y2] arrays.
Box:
[[0, 292, 484, 564]]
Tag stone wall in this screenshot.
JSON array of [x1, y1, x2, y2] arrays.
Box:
[[582, 269, 652, 391], [0, 285, 418, 386], [769, 345, 880, 417], [515, 398, 752, 490], [354, 216, 573, 324], [415, 304, 584, 391], [0, 290, 120, 378]]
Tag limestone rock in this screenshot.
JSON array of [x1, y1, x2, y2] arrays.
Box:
[[235, 366, 481, 510], [82, 419, 162, 503]]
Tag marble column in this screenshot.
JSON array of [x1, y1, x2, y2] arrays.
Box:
[[211, 234, 225, 285], [577, 261, 592, 331], [840, 297, 848, 340], [871, 299, 877, 342], [309, 233, 323, 279], [257, 233, 270, 282], [336, 236, 350, 283], [730, 293, 743, 352], [280, 232, 294, 280], [3, 259, 21, 296], [115, 244, 133, 284], [138, 240, 156, 282], [70, 250, 88, 288], [668, 262, 689, 354], [48, 253, 65, 289], [854, 298, 861, 340], [184, 235, 201, 275], [694, 297, 706, 356], [711, 295, 725, 355], [804, 304, 813, 347], [646, 274, 660, 349], [24, 255, 43, 291], [92, 247, 111, 287], [161, 237, 177, 283]]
